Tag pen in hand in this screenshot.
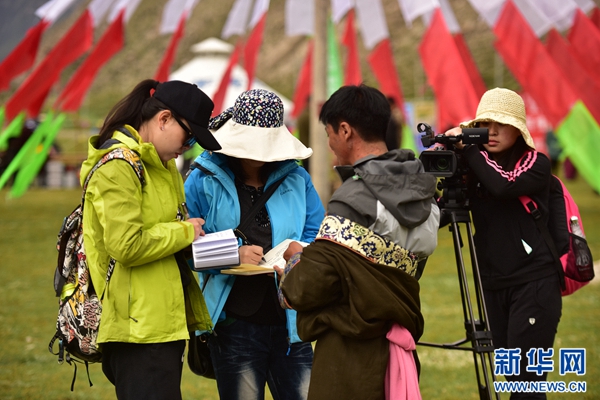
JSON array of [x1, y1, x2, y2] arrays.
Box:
[[238, 241, 265, 265]]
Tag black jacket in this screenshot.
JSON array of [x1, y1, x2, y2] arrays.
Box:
[[463, 146, 556, 289]]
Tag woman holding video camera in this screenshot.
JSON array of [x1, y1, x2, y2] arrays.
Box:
[[443, 88, 560, 399]]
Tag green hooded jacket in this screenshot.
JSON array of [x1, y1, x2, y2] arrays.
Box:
[[80, 125, 211, 344]]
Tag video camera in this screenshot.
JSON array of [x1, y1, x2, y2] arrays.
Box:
[[417, 122, 499, 398], [417, 123, 488, 178]]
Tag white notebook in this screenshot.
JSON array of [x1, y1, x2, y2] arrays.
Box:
[[191, 229, 240, 270]]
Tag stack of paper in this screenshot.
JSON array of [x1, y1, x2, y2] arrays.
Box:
[[192, 229, 240, 270]]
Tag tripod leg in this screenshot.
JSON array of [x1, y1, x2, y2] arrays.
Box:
[[464, 221, 500, 400], [449, 216, 500, 400]]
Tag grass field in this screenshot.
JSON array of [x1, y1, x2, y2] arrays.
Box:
[[0, 171, 598, 399]]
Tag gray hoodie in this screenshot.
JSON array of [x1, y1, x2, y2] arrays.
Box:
[[328, 148, 440, 261]]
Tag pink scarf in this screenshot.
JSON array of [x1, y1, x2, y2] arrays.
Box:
[[385, 324, 421, 400]]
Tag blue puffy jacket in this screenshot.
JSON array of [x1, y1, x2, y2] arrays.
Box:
[[184, 151, 325, 342]]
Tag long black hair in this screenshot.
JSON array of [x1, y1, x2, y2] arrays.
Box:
[[97, 79, 168, 148]]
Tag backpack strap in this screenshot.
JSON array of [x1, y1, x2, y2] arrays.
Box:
[[518, 195, 566, 291], [81, 141, 146, 291], [99, 126, 137, 149], [188, 160, 214, 177]]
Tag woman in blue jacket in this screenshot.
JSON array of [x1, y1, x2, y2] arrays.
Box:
[[184, 89, 325, 400]]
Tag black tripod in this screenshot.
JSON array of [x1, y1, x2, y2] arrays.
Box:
[[418, 177, 500, 400]]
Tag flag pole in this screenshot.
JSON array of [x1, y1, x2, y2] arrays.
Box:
[[310, 0, 331, 205]]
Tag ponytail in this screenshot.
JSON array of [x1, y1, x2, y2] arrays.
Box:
[[97, 79, 166, 147]]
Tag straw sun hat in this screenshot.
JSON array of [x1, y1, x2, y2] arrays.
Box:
[[208, 89, 312, 162], [460, 87, 535, 149]]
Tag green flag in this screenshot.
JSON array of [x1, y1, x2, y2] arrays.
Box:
[[327, 17, 343, 97], [0, 112, 25, 152], [0, 107, 4, 131], [0, 112, 51, 190], [10, 113, 66, 198], [556, 101, 600, 193]]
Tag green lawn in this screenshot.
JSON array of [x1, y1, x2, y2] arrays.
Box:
[[0, 172, 598, 399]]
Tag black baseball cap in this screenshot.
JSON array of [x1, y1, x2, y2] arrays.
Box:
[[154, 80, 221, 151]]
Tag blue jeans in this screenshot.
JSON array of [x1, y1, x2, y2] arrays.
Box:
[[208, 319, 312, 400]]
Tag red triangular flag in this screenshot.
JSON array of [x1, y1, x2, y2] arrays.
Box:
[[154, 12, 187, 82], [546, 29, 600, 123], [290, 40, 313, 119], [5, 10, 93, 120], [0, 20, 49, 92], [342, 10, 361, 86], [368, 39, 405, 117], [244, 13, 266, 91], [453, 33, 486, 98], [56, 10, 125, 112], [212, 40, 243, 117], [418, 9, 478, 131], [493, 0, 577, 126], [567, 9, 600, 88]]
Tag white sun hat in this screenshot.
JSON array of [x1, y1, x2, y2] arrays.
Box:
[[208, 89, 313, 162]]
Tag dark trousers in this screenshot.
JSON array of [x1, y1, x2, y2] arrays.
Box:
[[484, 275, 562, 399], [101, 340, 186, 400]]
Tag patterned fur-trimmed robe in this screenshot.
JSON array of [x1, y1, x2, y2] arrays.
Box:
[[281, 216, 424, 400]]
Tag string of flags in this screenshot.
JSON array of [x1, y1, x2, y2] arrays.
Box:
[[0, 0, 599, 197]]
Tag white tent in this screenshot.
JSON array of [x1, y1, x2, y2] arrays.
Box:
[[169, 37, 292, 117]]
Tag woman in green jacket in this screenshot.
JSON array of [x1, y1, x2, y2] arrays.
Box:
[[80, 80, 218, 399]]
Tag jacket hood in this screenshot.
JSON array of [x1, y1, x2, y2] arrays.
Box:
[[80, 125, 165, 186], [336, 149, 437, 228]]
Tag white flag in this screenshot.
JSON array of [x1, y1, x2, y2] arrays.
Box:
[[108, 0, 143, 23], [87, 0, 119, 27], [397, 0, 439, 27], [573, 0, 595, 13], [332, 0, 354, 23], [285, 0, 314, 36], [222, 0, 254, 38], [249, 0, 270, 29], [513, 0, 552, 37], [35, 0, 79, 24], [423, 0, 460, 33], [160, 0, 199, 34], [472, 0, 553, 36], [466, 0, 505, 28], [355, 0, 388, 50], [439, 0, 460, 33], [529, 0, 578, 32]]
